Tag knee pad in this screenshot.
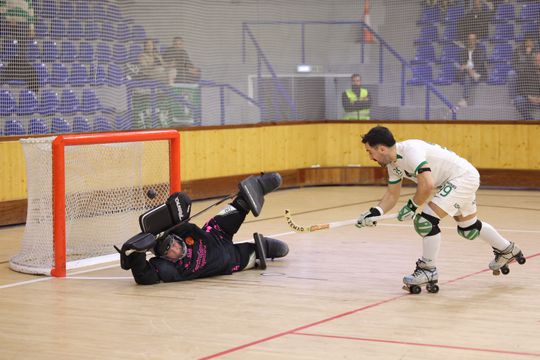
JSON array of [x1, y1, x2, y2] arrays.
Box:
[[414, 212, 441, 237], [457, 220, 482, 240]]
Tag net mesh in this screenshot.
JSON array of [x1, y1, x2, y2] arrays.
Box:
[[0, 1, 535, 133], [10, 136, 171, 275]]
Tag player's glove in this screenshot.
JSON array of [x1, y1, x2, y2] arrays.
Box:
[[397, 199, 419, 221], [356, 206, 384, 228], [114, 232, 157, 270]]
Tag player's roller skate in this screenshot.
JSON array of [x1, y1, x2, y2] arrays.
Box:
[[402, 259, 439, 294], [489, 242, 526, 276]]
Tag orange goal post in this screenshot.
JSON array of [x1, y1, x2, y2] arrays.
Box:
[[10, 130, 180, 277]]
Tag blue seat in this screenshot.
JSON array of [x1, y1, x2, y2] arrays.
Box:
[[4, 119, 25, 136], [517, 22, 540, 42], [494, 3, 515, 22], [50, 63, 68, 87], [131, 25, 146, 42], [58, 0, 74, 19], [28, 118, 49, 134], [518, 3, 540, 22], [96, 42, 111, 63], [108, 63, 125, 86], [489, 43, 513, 63], [113, 43, 128, 64], [93, 116, 113, 131], [67, 20, 83, 40], [35, 18, 48, 37], [490, 22, 514, 42], [407, 64, 433, 85], [33, 63, 49, 86], [90, 64, 107, 86], [79, 42, 94, 63], [51, 117, 71, 133], [433, 62, 457, 85], [415, 25, 438, 44], [107, 4, 122, 22], [58, 89, 79, 115], [440, 22, 459, 43], [117, 22, 130, 42], [40, 0, 57, 18], [72, 116, 91, 132], [418, 5, 440, 25], [115, 113, 131, 130], [69, 63, 87, 86], [17, 90, 39, 115], [93, 2, 106, 21], [129, 44, 142, 63], [1, 39, 19, 61], [50, 18, 65, 39], [444, 4, 465, 23], [101, 21, 116, 42], [75, 1, 90, 20], [27, 40, 41, 62], [39, 90, 59, 116], [438, 43, 460, 63], [487, 63, 512, 85], [42, 40, 59, 62], [85, 22, 100, 41], [0, 90, 17, 116], [411, 44, 436, 64], [61, 41, 78, 62], [80, 89, 100, 114]]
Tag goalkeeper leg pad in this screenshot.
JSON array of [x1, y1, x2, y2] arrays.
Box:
[[238, 172, 282, 217], [253, 232, 289, 266]]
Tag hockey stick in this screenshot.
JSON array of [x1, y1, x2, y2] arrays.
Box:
[[284, 209, 398, 233]]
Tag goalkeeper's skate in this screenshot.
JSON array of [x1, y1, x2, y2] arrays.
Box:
[[489, 242, 526, 276], [402, 259, 439, 294]]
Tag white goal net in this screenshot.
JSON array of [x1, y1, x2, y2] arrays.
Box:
[[10, 131, 180, 276]]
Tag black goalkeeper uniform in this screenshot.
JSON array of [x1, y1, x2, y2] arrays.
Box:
[[130, 204, 255, 285]]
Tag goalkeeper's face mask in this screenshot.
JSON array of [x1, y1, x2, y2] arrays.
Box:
[[156, 234, 187, 261]]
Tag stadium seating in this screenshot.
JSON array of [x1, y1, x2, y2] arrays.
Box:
[[33, 63, 50, 86], [489, 43, 513, 63], [93, 116, 113, 131], [50, 63, 68, 87], [0, 90, 17, 116], [80, 89, 100, 114], [490, 22, 515, 42], [494, 3, 515, 22], [28, 118, 50, 135], [42, 40, 59, 62], [39, 90, 60, 116], [58, 89, 79, 115], [50, 18, 65, 39], [4, 119, 25, 136], [433, 62, 457, 85], [487, 63, 512, 85], [67, 20, 84, 40], [415, 25, 438, 44], [17, 90, 39, 116], [407, 64, 432, 85], [411, 44, 436, 64], [72, 116, 91, 132], [70, 63, 88, 86], [79, 42, 94, 63], [51, 117, 71, 133], [418, 5, 440, 25], [61, 41, 78, 62]]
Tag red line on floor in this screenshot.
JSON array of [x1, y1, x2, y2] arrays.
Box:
[[292, 332, 540, 357]]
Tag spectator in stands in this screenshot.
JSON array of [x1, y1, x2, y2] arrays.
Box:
[[0, 0, 38, 93], [514, 52, 540, 120], [508, 36, 537, 100], [138, 39, 176, 85], [459, 0, 492, 42], [342, 74, 371, 120], [163, 36, 201, 84], [457, 33, 487, 108]]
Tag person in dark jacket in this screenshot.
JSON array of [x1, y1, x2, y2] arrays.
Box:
[[514, 52, 540, 120], [456, 33, 487, 107], [117, 172, 289, 285]]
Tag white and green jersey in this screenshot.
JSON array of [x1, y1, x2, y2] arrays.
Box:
[[387, 140, 478, 187]]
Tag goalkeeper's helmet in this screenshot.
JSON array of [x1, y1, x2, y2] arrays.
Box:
[[154, 234, 187, 261]]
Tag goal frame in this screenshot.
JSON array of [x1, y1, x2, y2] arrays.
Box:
[[50, 130, 181, 277]]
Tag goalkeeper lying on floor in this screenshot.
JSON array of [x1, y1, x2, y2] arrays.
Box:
[[116, 172, 289, 285]]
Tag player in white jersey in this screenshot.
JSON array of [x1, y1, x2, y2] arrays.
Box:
[[357, 126, 526, 294]]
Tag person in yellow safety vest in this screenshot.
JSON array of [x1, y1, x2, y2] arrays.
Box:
[[342, 73, 371, 120]]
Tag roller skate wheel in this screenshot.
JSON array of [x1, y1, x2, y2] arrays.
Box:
[[501, 265, 510, 275], [517, 256, 526, 265], [409, 285, 422, 294], [427, 284, 439, 293]]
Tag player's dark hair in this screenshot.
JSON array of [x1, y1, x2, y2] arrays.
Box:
[[361, 126, 396, 147], [351, 73, 361, 80]]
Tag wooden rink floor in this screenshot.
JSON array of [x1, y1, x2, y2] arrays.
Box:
[[0, 186, 539, 360]]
